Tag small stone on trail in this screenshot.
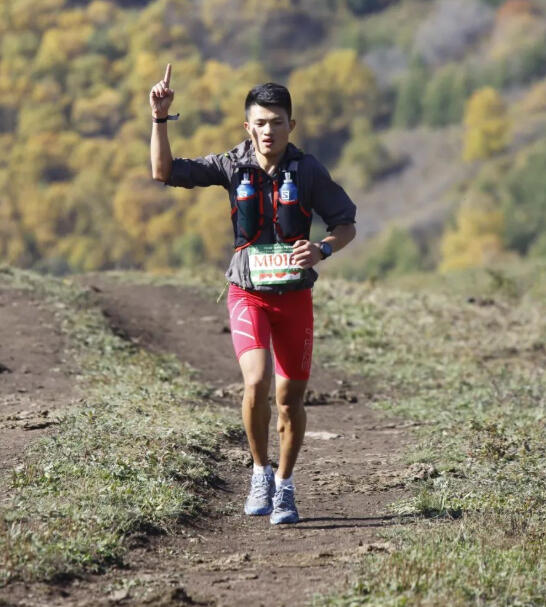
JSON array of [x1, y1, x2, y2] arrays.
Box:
[[305, 431, 342, 440], [109, 587, 130, 602]]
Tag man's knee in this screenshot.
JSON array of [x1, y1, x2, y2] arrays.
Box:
[[243, 373, 271, 407], [276, 399, 304, 422]]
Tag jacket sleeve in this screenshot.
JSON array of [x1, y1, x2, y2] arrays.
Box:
[[165, 153, 231, 189], [306, 156, 357, 231]]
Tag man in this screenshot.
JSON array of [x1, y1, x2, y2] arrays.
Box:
[[150, 64, 356, 524]]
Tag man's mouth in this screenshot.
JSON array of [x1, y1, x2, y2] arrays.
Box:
[[263, 139, 274, 146]]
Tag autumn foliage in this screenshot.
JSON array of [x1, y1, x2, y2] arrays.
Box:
[[463, 88, 511, 161]]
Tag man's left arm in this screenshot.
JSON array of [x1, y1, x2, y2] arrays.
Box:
[[292, 157, 357, 269], [292, 224, 355, 269]]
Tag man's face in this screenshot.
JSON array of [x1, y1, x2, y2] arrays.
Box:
[[244, 104, 295, 159]]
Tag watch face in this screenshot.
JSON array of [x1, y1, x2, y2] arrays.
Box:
[[320, 242, 332, 258]]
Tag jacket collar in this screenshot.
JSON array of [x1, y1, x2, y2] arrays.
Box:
[[229, 139, 303, 170]]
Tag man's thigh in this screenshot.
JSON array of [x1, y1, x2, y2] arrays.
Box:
[[270, 290, 313, 381]]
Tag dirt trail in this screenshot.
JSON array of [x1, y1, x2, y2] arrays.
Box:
[[0, 288, 80, 499], [0, 277, 411, 606]]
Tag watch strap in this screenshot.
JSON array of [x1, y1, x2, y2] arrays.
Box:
[[152, 113, 180, 123]]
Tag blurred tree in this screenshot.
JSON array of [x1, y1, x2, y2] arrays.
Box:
[[71, 88, 124, 135], [34, 24, 94, 76], [440, 192, 505, 271], [414, 0, 493, 67], [502, 140, 546, 254], [392, 66, 427, 128], [334, 117, 395, 193], [423, 63, 470, 127], [171, 233, 205, 267], [113, 167, 182, 245], [7, 0, 67, 31], [65, 54, 112, 98], [86, 0, 119, 26], [364, 226, 422, 278], [463, 87, 510, 161], [496, 0, 535, 19], [288, 49, 377, 156], [184, 187, 233, 264], [520, 78, 546, 113], [345, 0, 394, 16], [528, 232, 546, 258]]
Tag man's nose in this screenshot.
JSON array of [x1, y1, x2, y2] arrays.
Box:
[[263, 122, 273, 133]]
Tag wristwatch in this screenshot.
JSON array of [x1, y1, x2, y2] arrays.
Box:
[[152, 113, 180, 123], [318, 241, 333, 260]]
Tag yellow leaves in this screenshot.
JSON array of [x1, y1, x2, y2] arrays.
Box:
[[10, 131, 81, 188], [463, 88, 510, 162], [519, 78, 546, 114], [71, 88, 124, 136], [488, 9, 544, 62], [113, 168, 182, 245], [440, 194, 506, 272], [184, 188, 232, 263], [8, 0, 65, 31], [86, 1, 118, 26], [56, 235, 108, 272], [288, 49, 377, 141], [30, 78, 63, 103], [17, 103, 67, 138], [35, 25, 94, 70]]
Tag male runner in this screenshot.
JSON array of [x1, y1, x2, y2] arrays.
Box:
[[150, 64, 356, 524]]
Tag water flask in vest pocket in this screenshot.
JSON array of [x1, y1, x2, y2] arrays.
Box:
[[236, 172, 258, 241], [276, 171, 309, 242]]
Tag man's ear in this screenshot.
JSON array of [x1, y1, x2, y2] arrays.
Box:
[[244, 121, 250, 135], [289, 119, 296, 133]]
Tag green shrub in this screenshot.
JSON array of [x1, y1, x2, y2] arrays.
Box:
[[330, 225, 423, 281], [392, 66, 427, 128], [502, 141, 546, 254]]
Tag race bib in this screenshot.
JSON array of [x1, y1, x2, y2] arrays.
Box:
[[248, 243, 303, 286]]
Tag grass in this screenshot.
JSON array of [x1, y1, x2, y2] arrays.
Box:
[[311, 263, 545, 606], [82, 265, 227, 299], [0, 266, 241, 584]]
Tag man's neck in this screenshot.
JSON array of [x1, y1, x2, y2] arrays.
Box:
[[254, 147, 287, 176]]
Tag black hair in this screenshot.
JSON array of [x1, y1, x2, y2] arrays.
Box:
[[245, 82, 292, 120]]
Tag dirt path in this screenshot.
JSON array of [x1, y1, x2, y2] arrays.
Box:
[[1, 277, 410, 606], [0, 287, 80, 500]]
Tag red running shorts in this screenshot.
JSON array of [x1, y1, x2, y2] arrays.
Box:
[[227, 284, 313, 381]]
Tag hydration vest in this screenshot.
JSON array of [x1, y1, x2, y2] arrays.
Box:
[[230, 160, 312, 251]]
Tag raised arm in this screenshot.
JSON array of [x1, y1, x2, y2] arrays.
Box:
[[150, 63, 174, 182]]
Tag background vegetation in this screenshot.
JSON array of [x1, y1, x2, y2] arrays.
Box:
[[2, 0, 546, 277], [313, 262, 545, 606]]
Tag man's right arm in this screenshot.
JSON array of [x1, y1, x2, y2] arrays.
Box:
[[151, 122, 172, 182], [150, 64, 174, 182]]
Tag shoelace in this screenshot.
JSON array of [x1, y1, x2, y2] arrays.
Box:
[[250, 474, 273, 500], [273, 486, 295, 510]]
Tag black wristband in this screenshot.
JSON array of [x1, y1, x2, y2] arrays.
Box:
[[152, 113, 180, 123]]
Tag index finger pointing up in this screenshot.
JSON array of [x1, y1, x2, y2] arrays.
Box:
[[164, 63, 172, 87]]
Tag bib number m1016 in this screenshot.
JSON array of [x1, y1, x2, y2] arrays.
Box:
[[248, 243, 303, 286]]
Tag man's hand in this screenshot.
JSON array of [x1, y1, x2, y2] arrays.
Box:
[[149, 63, 174, 119], [292, 240, 321, 269]]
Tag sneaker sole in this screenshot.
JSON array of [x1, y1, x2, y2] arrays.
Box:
[[270, 512, 299, 525], [244, 504, 273, 516]]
